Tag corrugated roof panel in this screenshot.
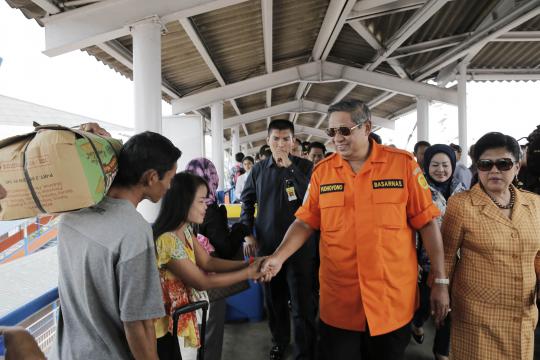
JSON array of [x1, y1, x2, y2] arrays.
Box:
[[515, 14, 540, 30], [328, 24, 378, 68], [375, 94, 415, 118], [472, 42, 540, 69], [160, 21, 221, 96], [344, 85, 385, 103], [246, 118, 267, 134], [272, 84, 299, 105], [364, 9, 414, 45], [224, 102, 236, 119], [191, 1, 265, 85], [305, 82, 348, 105], [404, 0, 499, 45], [235, 91, 266, 114], [273, 0, 329, 71], [296, 113, 321, 128]]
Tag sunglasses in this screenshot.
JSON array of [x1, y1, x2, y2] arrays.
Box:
[[325, 124, 361, 137], [476, 158, 516, 172]]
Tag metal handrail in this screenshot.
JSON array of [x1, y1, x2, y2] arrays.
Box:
[[0, 288, 58, 327]]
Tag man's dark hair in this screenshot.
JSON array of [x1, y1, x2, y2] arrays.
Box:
[[259, 144, 271, 157], [235, 152, 245, 163], [113, 131, 181, 187], [472, 132, 521, 163], [449, 143, 462, 153], [152, 172, 208, 241], [526, 125, 540, 176], [328, 99, 371, 125], [308, 141, 326, 154], [268, 119, 295, 135], [413, 141, 431, 154], [243, 156, 254, 164], [369, 132, 382, 144]]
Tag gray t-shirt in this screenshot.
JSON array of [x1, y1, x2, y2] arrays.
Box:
[[50, 197, 165, 360]]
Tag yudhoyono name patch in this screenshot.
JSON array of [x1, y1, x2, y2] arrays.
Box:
[[372, 179, 404, 189], [320, 183, 345, 194]]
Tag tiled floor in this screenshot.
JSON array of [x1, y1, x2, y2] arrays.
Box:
[[222, 318, 437, 359]]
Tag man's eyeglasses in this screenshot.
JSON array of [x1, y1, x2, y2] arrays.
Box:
[[325, 124, 361, 137], [476, 158, 516, 172]]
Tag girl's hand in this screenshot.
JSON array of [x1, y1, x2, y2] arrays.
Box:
[[246, 257, 265, 280]]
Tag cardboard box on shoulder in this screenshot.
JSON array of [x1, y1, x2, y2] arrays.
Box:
[[0, 125, 122, 220]]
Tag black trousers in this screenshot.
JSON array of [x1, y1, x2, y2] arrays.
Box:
[[318, 320, 411, 360], [157, 333, 180, 360], [263, 245, 317, 360], [413, 271, 451, 356]]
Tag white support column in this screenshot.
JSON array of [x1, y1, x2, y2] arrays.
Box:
[[131, 17, 162, 133], [231, 125, 240, 156], [131, 17, 163, 223], [458, 62, 468, 165], [211, 102, 225, 191], [416, 96, 429, 142]]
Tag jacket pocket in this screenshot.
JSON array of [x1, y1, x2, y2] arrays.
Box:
[[372, 190, 407, 229], [320, 192, 344, 231]]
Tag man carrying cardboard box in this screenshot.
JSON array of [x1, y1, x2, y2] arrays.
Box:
[[50, 124, 181, 360]]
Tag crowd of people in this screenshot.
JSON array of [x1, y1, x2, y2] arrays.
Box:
[[0, 99, 539, 360]]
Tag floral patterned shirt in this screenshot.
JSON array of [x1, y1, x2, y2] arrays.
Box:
[[154, 226, 208, 348]]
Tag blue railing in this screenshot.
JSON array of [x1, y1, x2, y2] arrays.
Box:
[[0, 287, 59, 354]]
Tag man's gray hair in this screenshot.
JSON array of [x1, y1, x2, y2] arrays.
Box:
[[328, 99, 371, 125]]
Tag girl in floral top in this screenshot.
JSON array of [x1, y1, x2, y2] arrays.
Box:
[[152, 172, 263, 360]]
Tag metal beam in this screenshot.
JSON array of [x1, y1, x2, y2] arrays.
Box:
[[31, 0, 61, 14], [334, 1, 447, 116], [290, 0, 356, 122], [365, 0, 450, 71], [492, 31, 540, 42], [389, 33, 469, 59], [224, 100, 328, 128], [179, 17, 253, 146], [391, 31, 540, 61], [413, 0, 540, 81], [349, 20, 409, 78], [311, 82, 356, 132], [222, 100, 394, 136], [97, 40, 181, 99], [225, 126, 330, 148], [466, 68, 540, 81], [179, 18, 226, 86], [348, 0, 427, 21], [172, 61, 457, 114], [42, 0, 250, 56]]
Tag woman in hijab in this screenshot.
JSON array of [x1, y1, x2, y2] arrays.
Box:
[[185, 158, 251, 360], [411, 144, 466, 360]]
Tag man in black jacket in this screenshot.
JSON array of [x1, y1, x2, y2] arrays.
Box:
[[241, 120, 316, 360]]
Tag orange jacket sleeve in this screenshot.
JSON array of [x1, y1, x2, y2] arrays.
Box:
[[295, 171, 321, 230]]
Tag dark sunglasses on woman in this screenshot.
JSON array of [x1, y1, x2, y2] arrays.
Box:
[[325, 123, 361, 137], [476, 158, 516, 172]]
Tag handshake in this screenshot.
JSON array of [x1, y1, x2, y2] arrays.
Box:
[[246, 255, 282, 283], [244, 235, 282, 283]]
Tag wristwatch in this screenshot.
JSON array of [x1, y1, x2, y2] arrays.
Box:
[[434, 278, 450, 285]]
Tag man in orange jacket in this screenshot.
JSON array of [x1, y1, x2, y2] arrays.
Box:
[[261, 100, 450, 360]]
